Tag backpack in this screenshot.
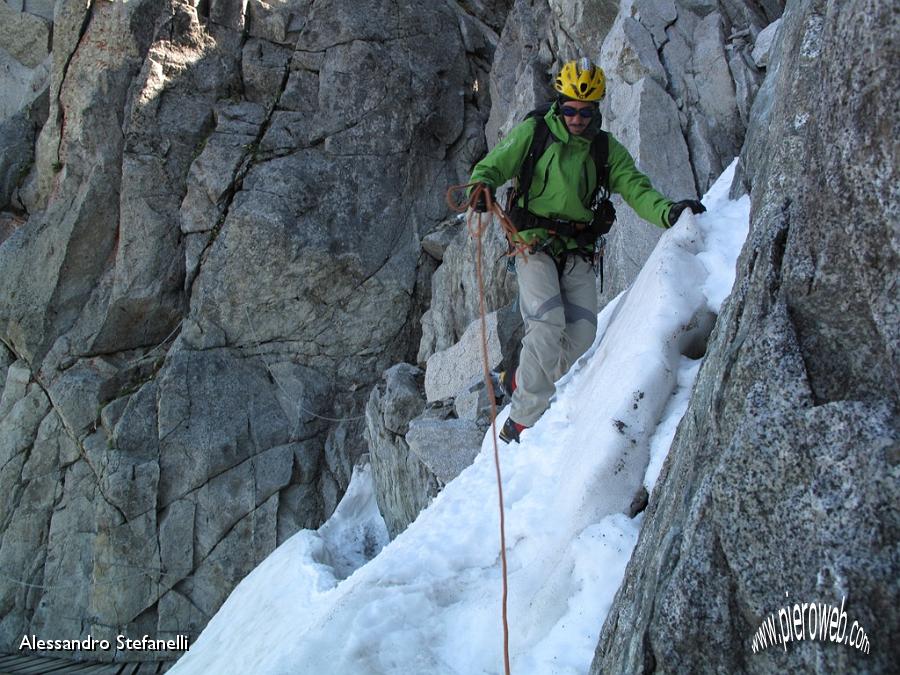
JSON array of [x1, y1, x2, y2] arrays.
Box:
[[510, 105, 616, 239]]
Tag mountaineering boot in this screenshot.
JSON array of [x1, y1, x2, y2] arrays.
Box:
[[499, 417, 527, 444]]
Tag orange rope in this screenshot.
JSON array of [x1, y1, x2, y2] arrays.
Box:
[[446, 183, 530, 260], [445, 182, 513, 675]]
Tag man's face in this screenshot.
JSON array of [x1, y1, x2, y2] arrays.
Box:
[[560, 99, 597, 136]]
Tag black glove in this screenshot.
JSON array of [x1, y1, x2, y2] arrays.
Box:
[[666, 199, 706, 227], [473, 183, 495, 213]]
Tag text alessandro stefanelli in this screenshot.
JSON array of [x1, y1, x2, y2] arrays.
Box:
[[20, 634, 190, 652]]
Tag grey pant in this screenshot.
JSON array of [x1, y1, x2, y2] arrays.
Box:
[[510, 250, 599, 427]]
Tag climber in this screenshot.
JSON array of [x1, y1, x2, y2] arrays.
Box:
[[469, 58, 706, 443]]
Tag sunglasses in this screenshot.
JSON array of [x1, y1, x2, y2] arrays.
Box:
[[560, 106, 597, 119]]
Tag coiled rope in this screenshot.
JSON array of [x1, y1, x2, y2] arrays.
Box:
[[446, 183, 530, 260], [446, 182, 515, 675]]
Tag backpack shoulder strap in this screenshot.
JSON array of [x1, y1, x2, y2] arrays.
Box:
[[588, 130, 616, 238], [518, 111, 555, 214]]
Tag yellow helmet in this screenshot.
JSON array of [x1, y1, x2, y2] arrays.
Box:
[[554, 58, 606, 101]]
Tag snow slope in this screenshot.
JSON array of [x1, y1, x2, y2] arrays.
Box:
[[170, 160, 750, 675]]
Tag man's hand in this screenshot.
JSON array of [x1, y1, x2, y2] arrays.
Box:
[[473, 183, 495, 213], [666, 199, 706, 227]]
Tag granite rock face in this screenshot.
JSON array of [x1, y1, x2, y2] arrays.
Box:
[[364, 364, 439, 540], [0, 0, 507, 659], [424, 305, 522, 403], [481, 0, 556, 148], [417, 215, 518, 364], [0, 2, 48, 214], [592, 1, 898, 672], [365, 359, 498, 540], [405, 416, 485, 485], [597, 0, 782, 306]]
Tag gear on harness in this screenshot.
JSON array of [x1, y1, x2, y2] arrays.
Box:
[[595, 234, 607, 292]]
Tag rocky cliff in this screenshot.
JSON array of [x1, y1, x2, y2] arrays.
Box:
[[2, 0, 896, 670], [592, 0, 898, 672], [0, 0, 506, 659]]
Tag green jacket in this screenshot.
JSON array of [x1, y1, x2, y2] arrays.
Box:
[[469, 103, 674, 242]]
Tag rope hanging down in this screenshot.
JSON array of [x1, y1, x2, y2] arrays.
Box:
[[446, 182, 513, 675]]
